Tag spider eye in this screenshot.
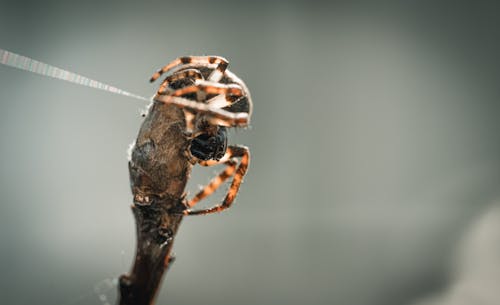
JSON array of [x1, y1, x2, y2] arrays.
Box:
[[190, 127, 228, 161]]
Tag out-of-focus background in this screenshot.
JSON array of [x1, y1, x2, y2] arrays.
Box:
[[1, 1, 500, 305]]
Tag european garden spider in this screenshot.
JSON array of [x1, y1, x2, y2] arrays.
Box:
[[135, 56, 252, 216]]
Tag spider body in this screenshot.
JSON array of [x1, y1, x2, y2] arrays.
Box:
[[128, 56, 251, 215]]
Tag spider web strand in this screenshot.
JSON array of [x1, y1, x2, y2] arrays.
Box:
[[0, 48, 149, 102]]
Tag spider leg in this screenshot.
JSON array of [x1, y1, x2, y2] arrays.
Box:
[[204, 96, 250, 127], [150, 56, 228, 83], [168, 80, 247, 123], [183, 145, 250, 216], [155, 96, 249, 127], [166, 81, 244, 98], [186, 159, 237, 208], [200, 93, 230, 110], [154, 83, 249, 127], [157, 69, 203, 95]]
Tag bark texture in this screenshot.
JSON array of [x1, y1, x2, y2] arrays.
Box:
[[118, 101, 192, 305]]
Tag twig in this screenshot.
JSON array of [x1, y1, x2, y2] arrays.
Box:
[[118, 101, 192, 305], [118, 202, 183, 305]]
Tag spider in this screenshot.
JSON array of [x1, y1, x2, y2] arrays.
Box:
[[129, 56, 251, 216]]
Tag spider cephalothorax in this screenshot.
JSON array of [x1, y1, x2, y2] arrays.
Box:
[[143, 55, 251, 215]]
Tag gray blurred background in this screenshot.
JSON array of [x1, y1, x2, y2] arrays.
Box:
[[1, 1, 500, 305]]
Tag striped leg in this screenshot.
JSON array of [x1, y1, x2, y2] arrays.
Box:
[[167, 80, 243, 108], [150, 56, 228, 83], [154, 96, 249, 127], [170, 81, 244, 109], [184, 145, 250, 216], [166, 81, 243, 98], [186, 160, 237, 208], [157, 69, 203, 95], [155, 95, 248, 127]]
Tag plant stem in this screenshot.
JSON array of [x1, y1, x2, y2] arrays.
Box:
[[118, 200, 183, 305]]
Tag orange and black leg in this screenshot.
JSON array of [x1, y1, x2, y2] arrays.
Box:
[[155, 95, 249, 127], [154, 94, 249, 127], [161, 80, 242, 107], [183, 145, 250, 215], [150, 56, 228, 83], [165, 81, 243, 98], [187, 159, 237, 208], [156, 69, 203, 95]]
